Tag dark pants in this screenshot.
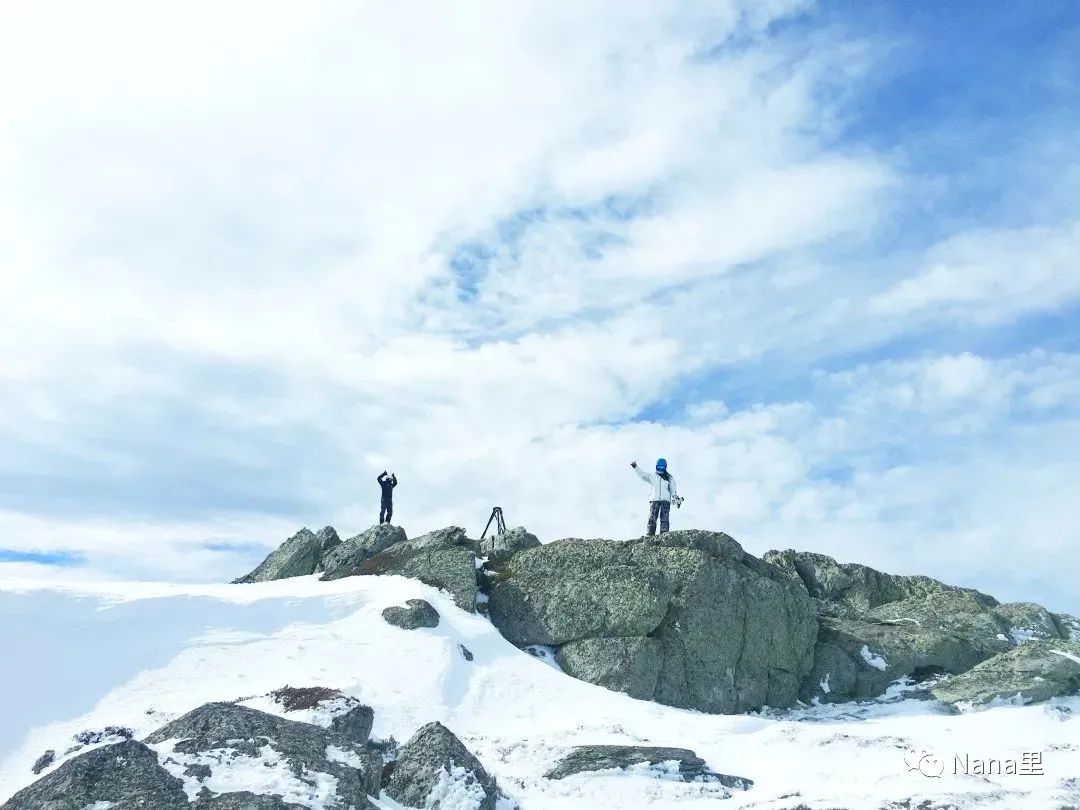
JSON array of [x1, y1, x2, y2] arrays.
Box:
[[380, 498, 393, 524], [647, 500, 670, 536]]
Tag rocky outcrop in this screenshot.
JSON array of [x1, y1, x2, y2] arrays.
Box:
[[556, 637, 662, 700], [763, 549, 998, 619], [29, 750, 54, 775], [330, 704, 375, 744], [193, 792, 304, 808], [487, 530, 817, 714], [145, 703, 381, 807], [318, 525, 479, 611], [405, 525, 471, 550], [931, 641, 1080, 708], [233, 526, 342, 584], [382, 599, 441, 630], [766, 549, 1080, 704], [385, 721, 506, 810], [479, 526, 540, 564], [803, 616, 986, 702], [545, 745, 752, 788], [1053, 612, 1080, 641], [1, 739, 189, 809], [320, 524, 408, 576]]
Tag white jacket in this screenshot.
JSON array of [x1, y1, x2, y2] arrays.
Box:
[[634, 466, 678, 502]]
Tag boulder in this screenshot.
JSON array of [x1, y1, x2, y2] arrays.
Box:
[[382, 599, 441, 630], [991, 602, 1065, 644], [762, 549, 998, 619], [931, 641, 1080, 708], [1054, 612, 1080, 641], [232, 526, 341, 584], [320, 524, 407, 576], [353, 545, 478, 611], [405, 526, 473, 551], [479, 526, 540, 564], [265, 686, 374, 743], [488, 531, 817, 714], [144, 702, 381, 807], [1, 739, 189, 810], [556, 637, 662, 701], [30, 750, 54, 775], [766, 549, 1080, 703], [544, 745, 753, 789], [385, 722, 505, 810], [193, 792, 306, 809], [801, 616, 987, 703], [330, 704, 375, 744]]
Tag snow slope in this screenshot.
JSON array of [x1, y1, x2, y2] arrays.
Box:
[[1, 574, 1078, 810]]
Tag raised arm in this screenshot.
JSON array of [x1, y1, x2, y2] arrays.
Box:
[[390, 475, 398, 488], [632, 463, 653, 484], [377, 471, 387, 483]]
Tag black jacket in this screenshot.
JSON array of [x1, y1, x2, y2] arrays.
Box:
[[377, 472, 397, 500]]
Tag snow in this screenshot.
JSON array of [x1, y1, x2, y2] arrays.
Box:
[[860, 644, 888, 671], [326, 744, 365, 769], [523, 645, 563, 671], [1010, 626, 1040, 644], [819, 673, 831, 694], [2, 573, 1080, 809], [244, 693, 358, 729], [425, 764, 489, 810], [1051, 649, 1080, 666], [151, 739, 340, 806]]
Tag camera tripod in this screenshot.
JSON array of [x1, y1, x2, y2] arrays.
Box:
[[480, 506, 507, 540]]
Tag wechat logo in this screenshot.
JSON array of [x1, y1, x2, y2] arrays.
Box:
[[904, 747, 944, 778]]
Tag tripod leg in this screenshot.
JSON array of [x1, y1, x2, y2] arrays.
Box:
[[481, 508, 497, 540]]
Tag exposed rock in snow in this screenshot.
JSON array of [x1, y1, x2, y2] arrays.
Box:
[[320, 524, 408, 577], [144, 702, 380, 807], [932, 640, 1080, 708], [555, 636, 662, 700], [385, 722, 505, 810], [1, 739, 188, 809], [233, 527, 342, 584], [767, 550, 1080, 705], [544, 745, 753, 789], [330, 704, 376, 745], [477, 526, 540, 565], [28, 750, 53, 775], [382, 599, 441, 630], [487, 530, 817, 713], [403, 526, 471, 551], [1053, 649, 1080, 666], [1054, 612, 1080, 641], [241, 687, 375, 746], [323, 526, 479, 611], [193, 791, 303, 808]]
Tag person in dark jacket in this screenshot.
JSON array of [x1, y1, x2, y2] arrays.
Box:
[[377, 470, 398, 524]]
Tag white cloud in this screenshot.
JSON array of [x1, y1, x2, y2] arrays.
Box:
[[0, 3, 1077, 617], [871, 222, 1080, 323]]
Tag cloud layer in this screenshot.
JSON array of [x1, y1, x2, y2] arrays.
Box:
[[1, 2, 1077, 612]]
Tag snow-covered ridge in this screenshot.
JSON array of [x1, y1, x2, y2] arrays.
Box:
[[2, 574, 1078, 808]]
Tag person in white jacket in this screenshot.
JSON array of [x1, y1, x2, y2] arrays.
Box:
[[631, 457, 679, 536]]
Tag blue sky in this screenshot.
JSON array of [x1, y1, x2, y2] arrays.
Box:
[[0, 1, 1077, 615]]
